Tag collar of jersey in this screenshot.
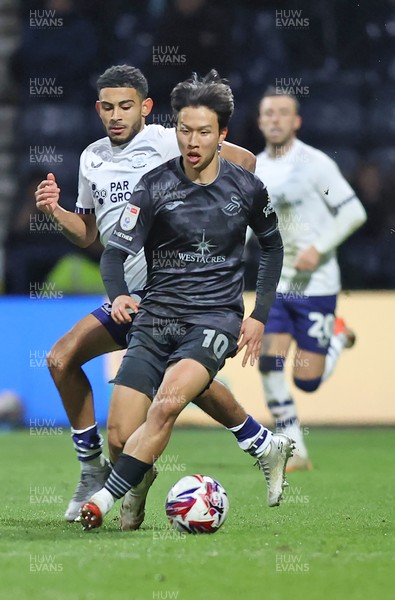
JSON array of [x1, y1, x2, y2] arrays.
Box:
[[175, 156, 223, 187]]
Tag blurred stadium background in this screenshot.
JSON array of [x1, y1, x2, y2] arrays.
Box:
[[0, 0, 394, 427]]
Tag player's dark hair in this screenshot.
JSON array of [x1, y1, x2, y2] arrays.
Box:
[[97, 65, 148, 100], [261, 85, 300, 113], [170, 70, 234, 130]]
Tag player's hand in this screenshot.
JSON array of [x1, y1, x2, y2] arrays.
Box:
[[294, 245, 320, 272], [35, 172, 61, 216], [237, 317, 264, 367], [111, 295, 139, 324]]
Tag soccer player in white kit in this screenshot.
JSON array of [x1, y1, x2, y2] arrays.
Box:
[[35, 65, 276, 526], [254, 88, 367, 470]]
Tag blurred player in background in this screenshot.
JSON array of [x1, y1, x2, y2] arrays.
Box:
[[255, 88, 367, 471], [79, 70, 293, 530], [34, 65, 279, 528]]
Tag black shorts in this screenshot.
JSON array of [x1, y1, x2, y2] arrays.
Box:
[[112, 323, 238, 399]]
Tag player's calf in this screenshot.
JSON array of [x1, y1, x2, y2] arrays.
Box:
[[196, 379, 247, 428]]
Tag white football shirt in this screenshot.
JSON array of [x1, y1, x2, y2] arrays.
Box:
[[75, 124, 180, 292], [255, 139, 365, 296]]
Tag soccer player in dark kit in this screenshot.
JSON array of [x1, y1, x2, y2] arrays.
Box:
[[34, 64, 263, 527], [80, 70, 294, 530]]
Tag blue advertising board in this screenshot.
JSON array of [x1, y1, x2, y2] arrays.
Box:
[[0, 296, 113, 426]]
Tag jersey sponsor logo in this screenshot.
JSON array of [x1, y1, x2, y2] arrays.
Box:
[[178, 230, 226, 264], [222, 195, 242, 216], [120, 203, 140, 231], [165, 201, 184, 211], [263, 197, 275, 217], [113, 229, 133, 242], [91, 160, 103, 168], [110, 180, 133, 203], [89, 180, 134, 205], [90, 182, 107, 205], [191, 230, 217, 256]]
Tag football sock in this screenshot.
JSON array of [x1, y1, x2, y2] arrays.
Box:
[[71, 423, 105, 467], [262, 371, 308, 458], [89, 488, 115, 516], [104, 453, 152, 500], [260, 356, 309, 458], [260, 356, 298, 430], [228, 415, 272, 457], [322, 332, 347, 381]]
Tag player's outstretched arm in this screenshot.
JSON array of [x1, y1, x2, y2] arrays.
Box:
[[35, 172, 98, 248], [241, 184, 283, 366], [238, 228, 283, 366], [220, 141, 256, 173]]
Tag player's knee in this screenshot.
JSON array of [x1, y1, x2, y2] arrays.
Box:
[[46, 335, 79, 381], [293, 376, 322, 393], [150, 395, 180, 426], [46, 339, 67, 380], [259, 355, 285, 374]]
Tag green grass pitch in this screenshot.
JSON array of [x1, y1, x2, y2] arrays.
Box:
[[1, 427, 394, 600]]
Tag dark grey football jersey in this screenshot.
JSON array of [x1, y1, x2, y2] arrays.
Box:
[[107, 157, 280, 337]]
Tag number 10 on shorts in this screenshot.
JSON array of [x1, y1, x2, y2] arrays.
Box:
[[201, 329, 229, 359]]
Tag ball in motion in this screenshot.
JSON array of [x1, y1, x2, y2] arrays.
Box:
[[165, 474, 229, 534]]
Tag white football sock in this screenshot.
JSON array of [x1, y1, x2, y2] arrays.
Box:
[[282, 420, 308, 459], [89, 488, 115, 516], [322, 332, 347, 381], [261, 370, 298, 427]]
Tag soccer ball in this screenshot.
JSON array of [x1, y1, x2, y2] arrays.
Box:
[[0, 390, 24, 429], [165, 474, 229, 534]]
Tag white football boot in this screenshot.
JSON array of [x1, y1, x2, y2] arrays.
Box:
[[256, 434, 295, 507]]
